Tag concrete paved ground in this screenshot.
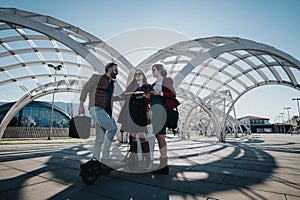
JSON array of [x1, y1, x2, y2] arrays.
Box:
[[0, 134, 299, 200]]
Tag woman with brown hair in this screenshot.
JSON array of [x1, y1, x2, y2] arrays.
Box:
[[150, 64, 180, 174], [118, 70, 152, 170]]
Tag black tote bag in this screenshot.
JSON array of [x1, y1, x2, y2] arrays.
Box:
[[69, 115, 91, 139], [165, 107, 179, 129]]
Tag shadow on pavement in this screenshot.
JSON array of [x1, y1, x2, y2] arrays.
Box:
[[0, 137, 282, 200]]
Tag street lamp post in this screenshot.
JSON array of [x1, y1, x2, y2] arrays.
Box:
[[279, 112, 285, 133], [284, 107, 291, 132], [292, 98, 300, 117], [277, 115, 282, 133], [284, 107, 291, 123], [47, 64, 62, 140]]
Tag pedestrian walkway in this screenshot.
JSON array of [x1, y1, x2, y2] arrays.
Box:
[[0, 134, 299, 200]]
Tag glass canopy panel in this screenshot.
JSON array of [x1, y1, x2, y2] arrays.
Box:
[[35, 77, 52, 86], [0, 84, 24, 101], [182, 73, 195, 83], [55, 41, 73, 50], [0, 44, 7, 53], [201, 66, 217, 77], [223, 65, 242, 76], [237, 74, 254, 87], [64, 64, 80, 76], [262, 54, 277, 63], [219, 52, 237, 62], [25, 64, 48, 75], [0, 73, 7, 81], [259, 67, 276, 81], [18, 52, 41, 63], [206, 78, 223, 91], [290, 67, 300, 84], [60, 53, 78, 63], [78, 66, 96, 79], [0, 29, 19, 38], [193, 76, 207, 86], [20, 28, 44, 36], [210, 58, 226, 68], [21, 79, 38, 91], [234, 50, 249, 56], [6, 40, 31, 50], [227, 80, 244, 94], [247, 56, 264, 66], [189, 85, 199, 94], [33, 40, 54, 48], [247, 70, 264, 83], [273, 66, 290, 82], [234, 60, 252, 71], [42, 52, 60, 61], [215, 73, 229, 84], [0, 55, 19, 67]]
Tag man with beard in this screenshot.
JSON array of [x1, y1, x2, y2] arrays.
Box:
[[79, 62, 119, 165]]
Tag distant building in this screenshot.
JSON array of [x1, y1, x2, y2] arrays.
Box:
[[0, 101, 71, 128], [238, 115, 273, 133], [238, 115, 294, 133]]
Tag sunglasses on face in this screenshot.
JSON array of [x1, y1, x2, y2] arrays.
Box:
[[152, 68, 157, 72], [135, 72, 142, 76]]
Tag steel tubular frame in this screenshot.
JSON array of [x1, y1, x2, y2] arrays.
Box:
[[1, 8, 300, 142]]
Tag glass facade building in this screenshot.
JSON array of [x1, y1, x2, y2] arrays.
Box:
[[0, 101, 71, 128]]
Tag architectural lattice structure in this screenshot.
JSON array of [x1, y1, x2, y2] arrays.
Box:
[[1, 8, 300, 142]]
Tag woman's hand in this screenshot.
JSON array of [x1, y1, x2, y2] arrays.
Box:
[[143, 93, 151, 99], [150, 90, 160, 96]]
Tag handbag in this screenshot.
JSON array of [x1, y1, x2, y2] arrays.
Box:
[[69, 115, 91, 139], [165, 107, 179, 129]]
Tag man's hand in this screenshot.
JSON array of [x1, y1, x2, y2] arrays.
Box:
[[78, 102, 85, 115]]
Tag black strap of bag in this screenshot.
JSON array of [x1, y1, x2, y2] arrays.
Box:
[[165, 107, 179, 129]]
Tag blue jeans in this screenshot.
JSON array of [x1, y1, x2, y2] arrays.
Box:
[[89, 106, 117, 160]]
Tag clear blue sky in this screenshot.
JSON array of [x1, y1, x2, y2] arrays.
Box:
[[1, 0, 300, 122]]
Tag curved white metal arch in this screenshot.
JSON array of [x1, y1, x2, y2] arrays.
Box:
[[1, 8, 300, 142], [0, 8, 134, 89], [135, 36, 300, 141], [222, 82, 300, 140], [0, 8, 136, 141], [0, 9, 105, 71], [173, 38, 300, 88], [176, 94, 222, 141], [182, 105, 198, 138]]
